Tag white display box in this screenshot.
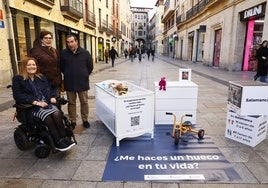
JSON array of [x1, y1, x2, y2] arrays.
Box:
[[227, 81, 268, 115], [155, 81, 198, 124], [225, 109, 268, 147], [95, 80, 154, 146]]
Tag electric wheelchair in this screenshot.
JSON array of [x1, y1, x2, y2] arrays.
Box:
[[13, 97, 77, 158]]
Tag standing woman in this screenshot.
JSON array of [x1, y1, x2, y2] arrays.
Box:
[[12, 57, 75, 151], [255, 40, 268, 82], [29, 31, 62, 97]]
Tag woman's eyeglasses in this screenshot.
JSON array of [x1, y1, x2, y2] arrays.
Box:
[[43, 37, 53, 40]]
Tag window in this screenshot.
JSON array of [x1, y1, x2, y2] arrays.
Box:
[[99, 8, 101, 26]]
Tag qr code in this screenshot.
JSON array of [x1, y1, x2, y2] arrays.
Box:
[[131, 116, 140, 126]]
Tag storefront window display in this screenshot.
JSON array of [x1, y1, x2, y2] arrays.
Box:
[[40, 19, 55, 42], [241, 3, 266, 71], [244, 18, 264, 71], [16, 12, 55, 61], [16, 12, 34, 60]]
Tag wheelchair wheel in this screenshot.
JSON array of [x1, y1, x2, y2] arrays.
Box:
[[35, 144, 51, 158], [14, 127, 31, 150], [198, 129, 205, 139], [174, 130, 179, 145]]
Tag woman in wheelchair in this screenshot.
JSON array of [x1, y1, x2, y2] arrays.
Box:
[[12, 57, 76, 152]]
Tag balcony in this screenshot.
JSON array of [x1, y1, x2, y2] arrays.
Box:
[[186, 0, 216, 20], [25, 0, 55, 9], [60, 0, 83, 22], [98, 20, 108, 33], [161, 0, 175, 23], [176, 15, 181, 24], [106, 24, 113, 36], [85, 10, 96, 28], [115, 29, 122, 39]]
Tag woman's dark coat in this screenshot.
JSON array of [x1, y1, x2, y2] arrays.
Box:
[[29, 45, 62, 88], [12, 75, 51, 104], [256, 46, 268, 76]]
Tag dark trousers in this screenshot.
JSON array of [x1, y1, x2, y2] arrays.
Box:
[[111, 58, 115, 67]]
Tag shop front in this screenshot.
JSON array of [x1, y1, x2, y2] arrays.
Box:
[[241, 3, 266, 71], [11, 10, 56, 64], [98, 37, 104, 61], [188, 31, 194, 61], [196, 25, 206, 62], [11, 9, 89, 66]]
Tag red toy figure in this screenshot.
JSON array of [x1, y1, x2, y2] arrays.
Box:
[[159, 77, 166, 91]]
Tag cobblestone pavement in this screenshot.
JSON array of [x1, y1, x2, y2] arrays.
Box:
[[0, 55, 267, 188]]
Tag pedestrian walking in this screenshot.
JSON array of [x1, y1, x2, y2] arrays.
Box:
[[109, 46, 119, 67], [104, 47, 109, 64], [29, 30, 62, 97], [60, 34, 94, 129], [137, 48, 142, 62], [124, 48, 128, 59], [255, 40, 268, 82], [147, 48, 151, 60], [151, 48, 155, 61], [129, 47, 135, 62]]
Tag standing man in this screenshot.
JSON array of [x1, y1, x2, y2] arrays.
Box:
[[129, 46, 135, 62], [109, 46, 119, 67], [146, 48, 151, 60], [151, 48, 155, 62], [60, 34, 94, 129]]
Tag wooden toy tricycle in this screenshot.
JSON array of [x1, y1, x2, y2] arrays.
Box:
[[166, 112, 205, 145]]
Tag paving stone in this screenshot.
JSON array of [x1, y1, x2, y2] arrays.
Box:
[[72, 161, 106, 181], [40, 180, 97, 188], [0, 178, 44, 188], [21, 160, 81, 180]]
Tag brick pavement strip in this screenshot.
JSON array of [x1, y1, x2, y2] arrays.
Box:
[[0, 57, 267, 187]]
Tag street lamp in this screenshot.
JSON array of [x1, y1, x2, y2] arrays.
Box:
[[112, 37, 116, 43]]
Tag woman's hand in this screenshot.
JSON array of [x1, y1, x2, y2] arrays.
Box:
[[50, 97, 56, 104], [38, 101, 48, 108]]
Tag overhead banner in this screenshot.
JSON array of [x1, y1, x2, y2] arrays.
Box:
[[103, 124, 241, 182]]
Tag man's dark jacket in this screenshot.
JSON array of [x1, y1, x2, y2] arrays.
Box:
[[109, 48, 118, 59], [60, 46, 94, 92]]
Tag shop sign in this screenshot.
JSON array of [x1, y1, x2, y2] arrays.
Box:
[[0, 21, 4, 28], [70, 29, 78, 35], [199, 25, 206, 32], [240, 3, 266, 21], [188, 31, 194, 38], [98, 37, 103, 43], [0, 10, 3, 28], [0, 10, 3, 19], [112, 37, 117, 42]]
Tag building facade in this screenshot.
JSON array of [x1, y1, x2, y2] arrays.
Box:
[[131, 7, 153, 52], [161, 0, 177, 58], [171, 0, 268, 71], [149, 0, 164, 54]]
